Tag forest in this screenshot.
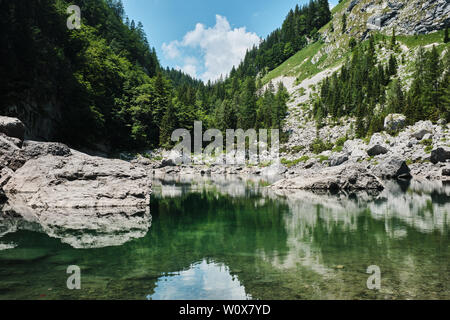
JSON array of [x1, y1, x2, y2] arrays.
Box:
[[313, 33, 450, 137], [0, 0, 333, 152]]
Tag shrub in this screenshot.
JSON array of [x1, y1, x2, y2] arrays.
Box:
[[310, 138, 334, 154]]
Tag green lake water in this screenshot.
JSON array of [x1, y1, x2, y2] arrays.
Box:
[[0, 176, 448, 300]]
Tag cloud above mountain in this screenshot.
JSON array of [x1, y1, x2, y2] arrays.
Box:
[[162, 15, 260, 82]]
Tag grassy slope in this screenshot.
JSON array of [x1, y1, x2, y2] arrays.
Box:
[[262, 0, 448, 87]]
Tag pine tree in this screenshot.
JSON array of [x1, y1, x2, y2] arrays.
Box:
[[159, 101, 177, 148], [239, 77, 257, 129], [341, 13, 347, 34], [390, 27, 397, 50]]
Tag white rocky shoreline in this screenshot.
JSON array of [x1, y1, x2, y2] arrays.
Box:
[[136, 114, 450, 190], [2, 114, 450, 207]]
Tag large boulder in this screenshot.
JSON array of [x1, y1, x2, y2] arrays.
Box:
[[0, 134, 26, 171], [0, 116, 25, 141], [372, 155, 411, 179], [343, 139, 367, 161], [3, 151, 152, 209], [410, 121, 433, 140], [0, 137, 72, 172], [367, 145, 388, 157], [430, 147, 450, 164], [329, 153, 349, 167], [271, 164, 384, 191], [21, 140, 72, 159], [384, 114, 406, 132]]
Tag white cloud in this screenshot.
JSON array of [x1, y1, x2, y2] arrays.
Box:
[[162, 41, 181, 59], [176, 57, 199, 78], [163, 15, 260, 82]]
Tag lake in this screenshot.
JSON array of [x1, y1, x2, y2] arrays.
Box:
[[0, 175, 448, 300]]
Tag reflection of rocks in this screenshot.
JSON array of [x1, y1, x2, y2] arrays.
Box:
[[271, 164, 384, 191], [0, 203, 151, 249], [273, 180, 449, 235]]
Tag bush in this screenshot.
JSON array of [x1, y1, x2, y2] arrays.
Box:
[[310, 138, 334, 154]]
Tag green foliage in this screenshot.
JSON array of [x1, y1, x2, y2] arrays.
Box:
[[341, 13, 347, 34], [310, 137, 334, 154], [281, 156, 309, 168], [315, 35, 450, 138]]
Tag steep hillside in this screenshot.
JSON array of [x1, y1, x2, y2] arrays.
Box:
[[262, 0, 450, 180]]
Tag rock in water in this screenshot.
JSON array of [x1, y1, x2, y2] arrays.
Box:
[[372, 155, 411, 179], [0, 116, 25, 141], [3, 151, 151, 208], [271, 164, 384, 191], [430, 147, 450, 164]]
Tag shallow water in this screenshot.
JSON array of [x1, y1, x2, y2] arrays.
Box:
[[0, 176, 448, 300]]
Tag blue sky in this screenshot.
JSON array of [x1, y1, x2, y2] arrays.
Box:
[[122, 0, 339, 81]]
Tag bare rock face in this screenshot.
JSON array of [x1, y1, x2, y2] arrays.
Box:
[[21, 140, 72, 159], [271, 164, 384, 191], [372, 155, 411, 179], [0, 116, 25, 141], [367, 145, 388, 157], [3, 151, 152, 209], [0, 134, 27, 171], [384, 114, 406, 132], [430, 147, 450, 164]]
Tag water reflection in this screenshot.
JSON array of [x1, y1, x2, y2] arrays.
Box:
[[0, 203, 151, 249], [149, 260, 251, 300], [0, 175, 448, 300]]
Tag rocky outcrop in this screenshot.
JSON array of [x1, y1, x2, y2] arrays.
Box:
[[0, 116, 152, 209], [372, 155, 411, 179], [4, 151, 151, 209], [367, 145, 388, 157], [0, 116, 25, 142], [430, 147, 450, 164], [271, 164, 384, 191], [384, 114, 406, 132]]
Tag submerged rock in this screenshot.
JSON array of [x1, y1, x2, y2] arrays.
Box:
[[271, 164, 384, 191], [3, 151, 151, 209]]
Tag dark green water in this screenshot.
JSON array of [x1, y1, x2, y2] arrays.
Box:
[[0, 177, 448, 300]]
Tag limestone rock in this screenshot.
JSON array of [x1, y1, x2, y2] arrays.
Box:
[[372, 155, 411, 179], [329, 153, 349, 167], [0, 116, 25, 141], [384, 114, 406, 132], [430, 147, 450, 164], [271, 164, 384, 191], [3, 151, 152, 209], [367, 145, 388, 157]]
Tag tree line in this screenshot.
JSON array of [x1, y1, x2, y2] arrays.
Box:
[[314, 33, 450, 137]]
